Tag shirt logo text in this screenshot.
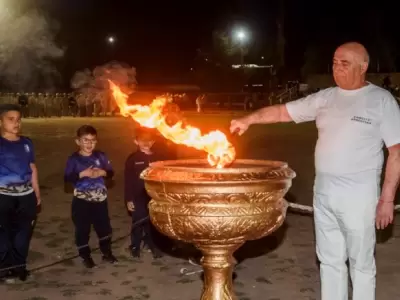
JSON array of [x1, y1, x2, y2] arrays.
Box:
[[351, 116, 372, 124]]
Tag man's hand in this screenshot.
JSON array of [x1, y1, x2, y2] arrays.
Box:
[[36, 197, 41, 206], [92, 168, 106, 178], [230, 117, 250, 136], [126, 202, 135, 212], [376, 197, 395, 230], [79, 166, 94, 178]]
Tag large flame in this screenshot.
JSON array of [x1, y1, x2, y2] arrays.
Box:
[[109, 80, 236, 168]]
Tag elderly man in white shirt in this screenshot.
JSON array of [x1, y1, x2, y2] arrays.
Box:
[[230, 42, 400, 300]]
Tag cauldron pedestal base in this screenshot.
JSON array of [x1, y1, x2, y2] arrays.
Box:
[[197, 243, 241, 300]]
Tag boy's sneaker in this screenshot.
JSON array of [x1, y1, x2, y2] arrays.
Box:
[[15, 268, 30, 282], [102, 253, 118, 264], [5, 267, 31, 282], [0, 270, 10, 283], [82, 256, 96, 269], [142, 242, 152, 253], [130, 247, 141, 259]]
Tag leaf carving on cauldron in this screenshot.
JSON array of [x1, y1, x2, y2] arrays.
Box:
[[187, 217, 209, 235], [164, 193, 197, 204], [199, 205, 230, 216], [237, 169, 294, 181], [230, 219, 254, 236], [237, 172, 259, 181], [209, 173, 227, 181], [244, 190, 286, 203], [191, 195, 213, 204], [172, 217, 187, 236], [235, 206, 260, 216], [244, 192, 266, 203], [183, 193, 247, 204], [224, 194, 247, 203]]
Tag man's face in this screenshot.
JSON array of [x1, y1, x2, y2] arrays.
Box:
[[76, 134, 97, 154], [0, 110, 21, 135], [332, 47, 367, 90]]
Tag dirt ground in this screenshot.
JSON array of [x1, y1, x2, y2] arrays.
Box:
[[1, 114, 400, 300]]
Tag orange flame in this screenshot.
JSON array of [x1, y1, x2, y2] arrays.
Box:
[[108, 80, 236, 168]]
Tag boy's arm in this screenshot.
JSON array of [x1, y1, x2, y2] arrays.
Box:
[[101, 153, 114, 179], [30, 163, 41, 205], [93, 152, 114, 179], [27, 139, 40, 205], [64, 156, 79, 184], [124, 155, 135, 203]]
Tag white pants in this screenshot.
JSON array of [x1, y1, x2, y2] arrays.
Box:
[[313, 172, 379, 300]]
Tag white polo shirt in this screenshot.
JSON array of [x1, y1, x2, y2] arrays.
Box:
[[286, 84, 400, 175]]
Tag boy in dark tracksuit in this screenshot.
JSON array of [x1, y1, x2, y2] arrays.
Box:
[[0, 104, 40, 282], [124, 127, 162, 259], [64, 125, 117, 268]]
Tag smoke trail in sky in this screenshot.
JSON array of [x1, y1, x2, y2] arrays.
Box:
[[71, 61, 137, 108], [0, 2, 64, 91]]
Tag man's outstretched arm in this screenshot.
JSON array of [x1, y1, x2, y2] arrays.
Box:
[[242, 104, 293, 125]]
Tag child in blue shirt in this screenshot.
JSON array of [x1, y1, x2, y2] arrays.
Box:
[[0, 104, 40, 282], [64, 125, 117, 268]]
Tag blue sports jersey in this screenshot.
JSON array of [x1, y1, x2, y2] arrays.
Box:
[[64, 151, 114, 202], [0, 136, 35, 196]]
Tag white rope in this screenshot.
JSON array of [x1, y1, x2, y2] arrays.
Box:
[[288, 202, 400, 214]]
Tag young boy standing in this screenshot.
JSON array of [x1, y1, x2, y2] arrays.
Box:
[[0, 104, 40, 282], [64, 125, 117, 268], [124, 127, 162, 259]]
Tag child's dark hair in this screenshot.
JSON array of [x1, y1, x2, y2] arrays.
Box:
[[0, 104, 21, 117], [135, 126, 156, 140], [76, 125, 97, 137]]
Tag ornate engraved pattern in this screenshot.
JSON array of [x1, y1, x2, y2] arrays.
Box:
[[148, 190, 288, 205], [150, 207, 286, 243]]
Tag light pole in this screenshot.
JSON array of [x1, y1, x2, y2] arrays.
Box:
[[105, 35, 116, 115], [233, 29, 249, 92], [234, 29, 248, 66]]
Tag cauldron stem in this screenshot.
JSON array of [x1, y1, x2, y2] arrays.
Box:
[[197, 243, 241, 300]]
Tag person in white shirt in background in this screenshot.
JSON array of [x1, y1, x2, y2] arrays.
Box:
[[230, 42, 400, 300], [196, 94, 205, 113]]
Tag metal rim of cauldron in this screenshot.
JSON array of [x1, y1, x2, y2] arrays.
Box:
[[141, 158, 296, 184], [146, 158, 294, 174]]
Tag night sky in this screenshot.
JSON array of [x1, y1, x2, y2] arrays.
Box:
[[22, 1, 400, 85]]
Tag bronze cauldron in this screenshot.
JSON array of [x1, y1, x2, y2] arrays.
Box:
[[141, 159, 295, 300]]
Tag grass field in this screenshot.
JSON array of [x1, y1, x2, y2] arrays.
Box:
[[1, 114, 399, 300]]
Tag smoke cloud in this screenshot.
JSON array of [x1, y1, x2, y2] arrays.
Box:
[[0, 4, 64, 92], [71, 61, 137, 109]]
